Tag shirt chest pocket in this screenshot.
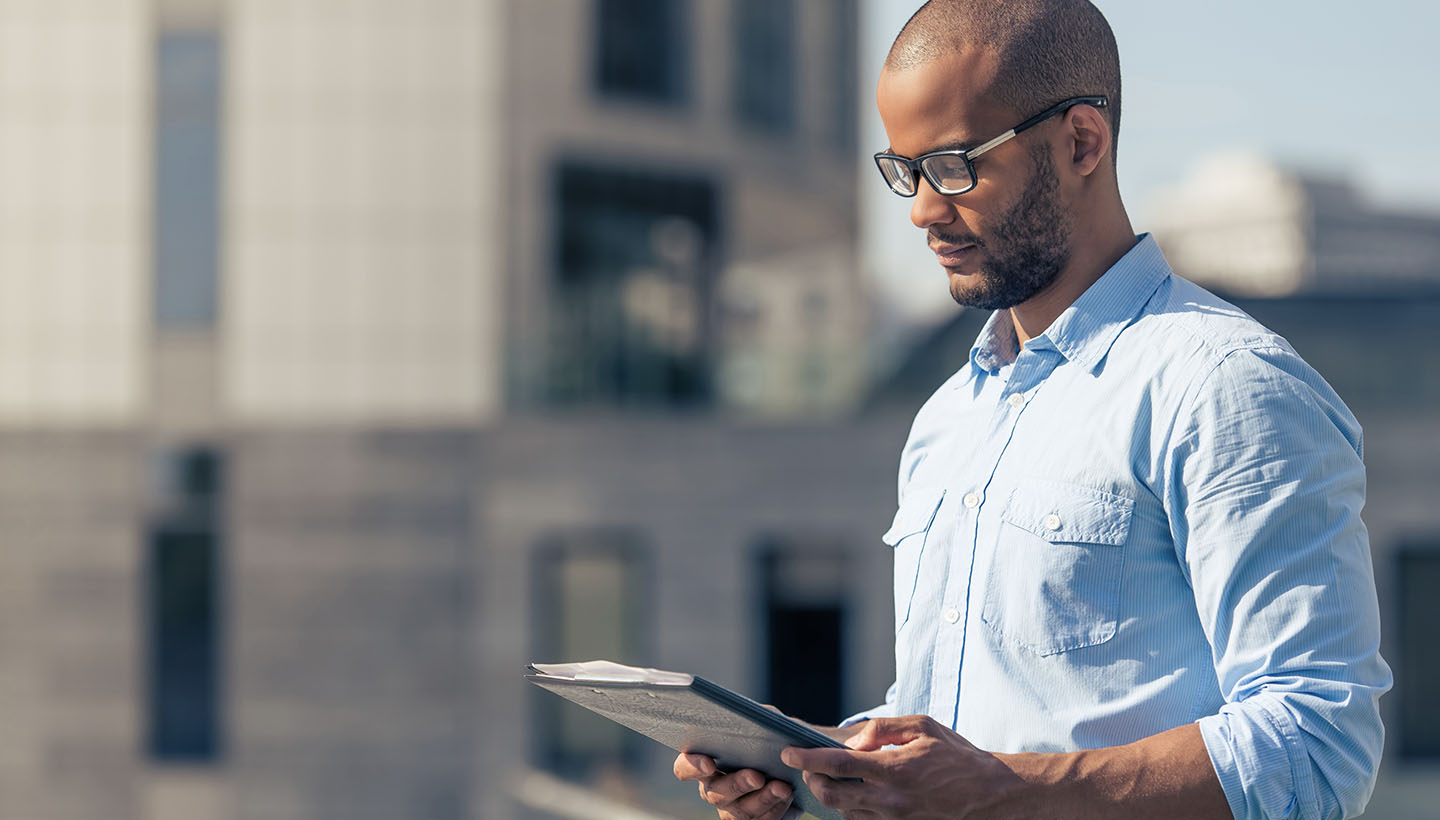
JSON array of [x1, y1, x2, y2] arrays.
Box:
[[981, 481, 1134, 656], [882, 487, 946, 633]]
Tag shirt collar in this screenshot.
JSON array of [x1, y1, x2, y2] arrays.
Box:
[[969, 309, 1019, 374], [968, 233, 1171, 376]]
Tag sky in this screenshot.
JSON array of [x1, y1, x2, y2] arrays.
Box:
[[860, 0, 1440, 320]]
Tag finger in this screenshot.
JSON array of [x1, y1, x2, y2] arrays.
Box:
[[780, 747, 877, 780], [839, 721, 890, 752], [700, 768, 769, 805], [674, 753, 717, 781], [802, 770, 893, 813], [728, 780, 793, 819], [846, 715, 937, 749]]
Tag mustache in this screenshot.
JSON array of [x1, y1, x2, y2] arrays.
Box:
[[928, 230, 984, 249]]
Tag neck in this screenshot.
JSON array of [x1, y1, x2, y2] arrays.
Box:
[[1009, 212, 1137, 348]]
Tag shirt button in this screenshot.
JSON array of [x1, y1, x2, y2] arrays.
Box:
[[943, 607, 961, 624], [1007, 393, 1025, 408], [1043, 513, 1062, 531], [962, 492, 980, 509]]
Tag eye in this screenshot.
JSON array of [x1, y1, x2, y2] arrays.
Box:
[[922, 155, 973, 193]]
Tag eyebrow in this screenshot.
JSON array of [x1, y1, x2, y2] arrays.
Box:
[[881, 138, 980, 158], [929, 139, 979, 154]]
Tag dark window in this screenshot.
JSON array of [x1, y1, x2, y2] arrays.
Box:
[[595, 0, 687, 104], [830, 0, 859, 152], [532, 532, 651, 778], [546, 162, 719, 407], [1398, 545, 1440, 759], [734, 0, 795, 133], [757, 542, 848, 726], [146, 447, 224, 762], [154, 32, 222, 327]]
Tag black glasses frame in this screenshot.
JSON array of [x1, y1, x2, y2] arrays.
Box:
[[873, 95, 1108, 197]]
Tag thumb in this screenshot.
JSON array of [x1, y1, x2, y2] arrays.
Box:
[[846, 715, 936, 751]]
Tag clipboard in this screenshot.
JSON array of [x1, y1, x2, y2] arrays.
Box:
[[526, 660, 847, 820]]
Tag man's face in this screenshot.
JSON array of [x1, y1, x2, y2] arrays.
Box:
[[876, 51, 1073, 310]]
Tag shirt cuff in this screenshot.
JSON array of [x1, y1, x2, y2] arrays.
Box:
[[1197, 695, 1323, 820]]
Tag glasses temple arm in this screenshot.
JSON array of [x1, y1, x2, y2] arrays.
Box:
[[966, 129, 1017, 161], [1010, 95, 1109, 137]]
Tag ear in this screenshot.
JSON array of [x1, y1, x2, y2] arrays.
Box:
[[1063, 103, 1111, 178]]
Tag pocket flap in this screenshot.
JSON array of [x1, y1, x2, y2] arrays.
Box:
[[1001, 481, 1133, 546], [882, 487, 946, 546]]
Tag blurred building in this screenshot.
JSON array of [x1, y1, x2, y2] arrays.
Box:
[[1, 2, 497, 818], [1149, 153, 1440, 297], [0, 1, 876, 819]]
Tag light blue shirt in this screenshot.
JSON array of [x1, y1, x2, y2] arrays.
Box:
[[848, 235, 1390, 820]]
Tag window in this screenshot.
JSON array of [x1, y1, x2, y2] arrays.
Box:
[[154, 32, 222, 327], [757, 541, 849, 726], [733, 0, 795, 133], [546, 162, 719, 407], [829, 0, 859, 152], [532, 532, 651, 778], [595, 0, 687, 104], [146, 447, 224, 762], [1397, 545, 1440, 759]]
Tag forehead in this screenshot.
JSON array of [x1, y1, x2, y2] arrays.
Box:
[[876, 48, 1014, 155]]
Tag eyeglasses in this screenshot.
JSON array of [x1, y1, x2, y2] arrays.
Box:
[[873, 95, 1108, 197]]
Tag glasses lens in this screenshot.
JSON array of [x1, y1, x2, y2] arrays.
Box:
[[922, 155, 973, 195], [876, 156, 917, 196]]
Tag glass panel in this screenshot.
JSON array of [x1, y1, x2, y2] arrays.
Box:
[[147, 446, 223, 763], [829, 0, 858, 152], [533, 533, 650, 779], [1399, 545, 1440, 759], [733, 0, 795, 132], [595, 0, 687, 104], [148, 528, 219, 760], [758, 541, 850, 727], [546, 163, 718, 407], [154, 32, 222, 327], [554, 555, 630, 761]]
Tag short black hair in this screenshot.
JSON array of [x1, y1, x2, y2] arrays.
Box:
[[887, 0, 1122, 159]]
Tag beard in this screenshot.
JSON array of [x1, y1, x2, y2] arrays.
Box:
[[935, 147, 1072, 310]]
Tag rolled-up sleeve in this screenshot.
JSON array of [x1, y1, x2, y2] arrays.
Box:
[[1167, 346, 1391, 820]]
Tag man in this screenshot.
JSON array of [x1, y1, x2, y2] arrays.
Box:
[[675, 1, 1390, 818]]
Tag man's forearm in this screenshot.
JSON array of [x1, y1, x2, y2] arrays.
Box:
[[996, 723, 1230, 820]]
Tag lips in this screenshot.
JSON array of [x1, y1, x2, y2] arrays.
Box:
[[931, 243, 977, 266]]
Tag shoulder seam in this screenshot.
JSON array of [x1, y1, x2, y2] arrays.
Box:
[[1137, 293, 1289, 372]]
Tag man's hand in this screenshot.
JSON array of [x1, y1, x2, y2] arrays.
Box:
[[674, 720, 870, 820], [780, 715, 1026, 820], [673, 754, 798, 820], [781, 716, 1230, 820]]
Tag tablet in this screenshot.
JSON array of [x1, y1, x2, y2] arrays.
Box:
[[527, 660, 845, 820]]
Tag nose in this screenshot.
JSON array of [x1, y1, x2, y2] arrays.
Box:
[[909, 178, 956, 231]]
